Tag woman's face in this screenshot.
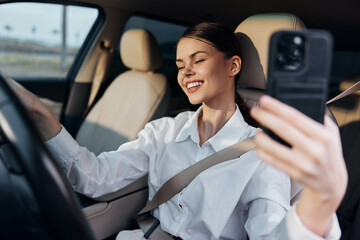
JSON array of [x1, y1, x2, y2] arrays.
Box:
[[176, 37, 240, 106]]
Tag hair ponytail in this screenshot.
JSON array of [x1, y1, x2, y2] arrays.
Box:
[[235, 90, 260, 128]]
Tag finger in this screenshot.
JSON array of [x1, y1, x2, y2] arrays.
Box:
[[256, 148, 302, 179], [257, 95, 330, 142], [251, 106, 319, 154], [255, 131, 317, 178], [256, 144, 315, 185], [324, 116, 347, 169], [324, 115, 340, 137], [255, 134, 331, 192], [251, 106, 336, 166]]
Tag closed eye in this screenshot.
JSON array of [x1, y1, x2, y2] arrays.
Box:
[[195, 59, 205, 64]]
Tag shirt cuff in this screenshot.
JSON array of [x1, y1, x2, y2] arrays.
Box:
[[45, 125, 82, 168], [286, 202, 341, 240]]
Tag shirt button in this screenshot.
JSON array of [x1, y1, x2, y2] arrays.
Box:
[[179, 204, 183, 209]]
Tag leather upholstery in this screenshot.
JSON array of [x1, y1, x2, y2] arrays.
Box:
[[76, 29, 168, 155], [235, 13, 306, 107], [120, 29, 163, 72]]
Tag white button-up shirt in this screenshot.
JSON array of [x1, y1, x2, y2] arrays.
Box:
[[46, 106, 340, 240]]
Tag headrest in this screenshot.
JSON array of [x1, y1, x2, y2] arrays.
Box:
[[235, 13, 306, 89], [120, 29, 163, 72]]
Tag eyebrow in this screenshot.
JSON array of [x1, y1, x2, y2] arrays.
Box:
[[176, 51, 208, 62]]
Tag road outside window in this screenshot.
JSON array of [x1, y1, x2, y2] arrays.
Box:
[[0, 2, 98, 77]]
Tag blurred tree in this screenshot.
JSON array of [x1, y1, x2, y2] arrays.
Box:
[[31, 26, 37, 40], [4, 24, 13, 32]]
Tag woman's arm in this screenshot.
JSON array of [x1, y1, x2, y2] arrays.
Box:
[[5, 75, 152, 198], [250, 95, 348, 237], [5, 74, 61, 140]]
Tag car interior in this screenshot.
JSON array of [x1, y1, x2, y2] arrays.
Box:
[[0, 0, 360, 239], [76, 28, 170, 155]]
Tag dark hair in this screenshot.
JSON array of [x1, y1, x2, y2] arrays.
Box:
[[179, 22, 259, 127]]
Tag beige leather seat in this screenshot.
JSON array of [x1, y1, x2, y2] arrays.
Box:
[[76, 29, 169, 155], [236, 13, 336, 114], [235, 13, 306, 203], [235, 13, 306, 107]]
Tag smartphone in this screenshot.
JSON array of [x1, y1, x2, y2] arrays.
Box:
[[265, 29, 333, 145]]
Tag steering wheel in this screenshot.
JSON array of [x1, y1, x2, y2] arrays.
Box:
[[0, 73, 96, 240]]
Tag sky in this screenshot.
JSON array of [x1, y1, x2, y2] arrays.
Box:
[[0, 2, 98, 47]]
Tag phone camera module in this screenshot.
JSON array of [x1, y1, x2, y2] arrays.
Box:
[[276, 34, 305, 71]]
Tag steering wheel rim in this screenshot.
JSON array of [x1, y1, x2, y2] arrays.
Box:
[[0, 73, 95, 240]]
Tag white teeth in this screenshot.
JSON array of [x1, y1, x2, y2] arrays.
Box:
[[187, 82, 203, 89]]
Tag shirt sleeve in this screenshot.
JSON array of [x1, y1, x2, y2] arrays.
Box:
[[243, 162, 341, 240], [45, 125, 156, 198], [285, 202, 341, 240]]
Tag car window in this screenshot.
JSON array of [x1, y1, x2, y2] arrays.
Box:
[[0, 2, 98, 78]]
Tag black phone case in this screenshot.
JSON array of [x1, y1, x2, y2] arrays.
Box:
[[265, 29, 333, 144]]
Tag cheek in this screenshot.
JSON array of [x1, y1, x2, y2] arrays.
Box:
[[204, 68, 222, 84], [199, 60, 222, 79], [177, 72, 183, 87]]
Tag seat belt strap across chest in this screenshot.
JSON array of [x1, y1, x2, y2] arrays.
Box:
[[136, 136, 255, 239], [137, 136, 255, 216]]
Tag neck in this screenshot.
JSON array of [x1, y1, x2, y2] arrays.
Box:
[[198, 102, 236, 146]]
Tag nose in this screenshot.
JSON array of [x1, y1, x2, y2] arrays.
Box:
[[182, 65, 195, 78]]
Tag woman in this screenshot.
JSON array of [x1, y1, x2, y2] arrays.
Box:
[[12, 22, 347, 239]]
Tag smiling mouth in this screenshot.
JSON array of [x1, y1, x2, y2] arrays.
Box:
[[187, 81, 203, 89]]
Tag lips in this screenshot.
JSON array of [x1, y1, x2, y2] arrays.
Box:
[[185, 80, 204, 93], [187, 81, 203, 89]]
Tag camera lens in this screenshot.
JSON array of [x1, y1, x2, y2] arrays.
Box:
[[292, 49, 301, 57], [293, 36, 303, 45], [277, 54, 287, 64]]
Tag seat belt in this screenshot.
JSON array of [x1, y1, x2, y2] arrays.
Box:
[[326, 80, 360, 104], [135, 136, 255, 239]]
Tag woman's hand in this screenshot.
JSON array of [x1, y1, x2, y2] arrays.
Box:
[[4, 74, 61, 141], [250, 95, 348, 236]]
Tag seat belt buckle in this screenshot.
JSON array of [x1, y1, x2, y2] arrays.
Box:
[[143, 219, 160, 239]]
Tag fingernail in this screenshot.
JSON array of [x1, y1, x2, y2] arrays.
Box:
[[250, 107, 258, 116], [260, 95, 271, 103]]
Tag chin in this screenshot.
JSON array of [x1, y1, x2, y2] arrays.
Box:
[[187, 97, 203, 105]]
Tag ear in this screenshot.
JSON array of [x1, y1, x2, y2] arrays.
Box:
[[229, 56, 241, 77]]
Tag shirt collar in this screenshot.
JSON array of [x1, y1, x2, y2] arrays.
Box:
[[175, 106, 202, 144], [175, 105, 251, 152]]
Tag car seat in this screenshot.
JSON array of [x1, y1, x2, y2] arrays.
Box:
[[235, 13, 306, 107], [75, 29, 170, 155]]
